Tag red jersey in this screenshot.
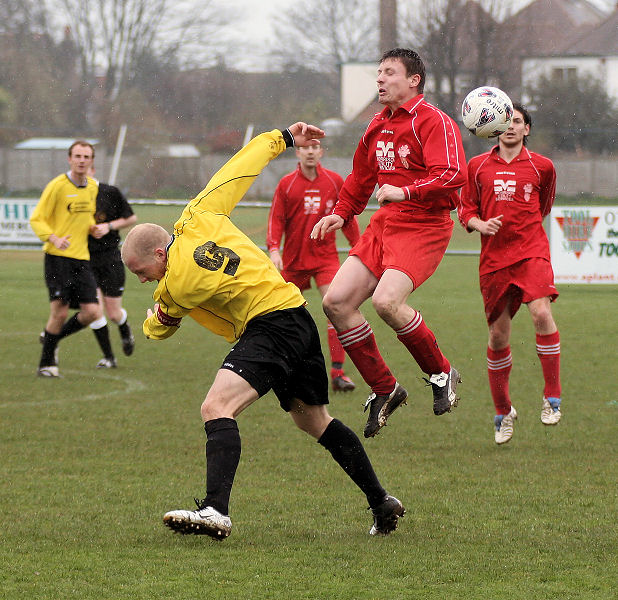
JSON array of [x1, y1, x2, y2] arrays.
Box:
[[458, 145, 556, 276], [267, 163, 360, 272], [334, 94, 467, 221]]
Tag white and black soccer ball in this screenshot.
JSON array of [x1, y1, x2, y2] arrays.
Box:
[[461, 86, 514, 138]]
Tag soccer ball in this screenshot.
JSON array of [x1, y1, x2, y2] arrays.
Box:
[[461, 86, 514, 138]]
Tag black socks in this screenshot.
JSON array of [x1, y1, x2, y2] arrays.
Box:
[[58, 313, 86, 339], [318, 419, 387, 508], [202, 418, 241, 516]]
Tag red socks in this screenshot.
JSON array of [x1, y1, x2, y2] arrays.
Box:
[[338, 321, 395, 395], [487, 346, 512, 415], [327, 321, 346, 365], [395, 312, 449, 375], [536, 331, 561, 398], [487, 331, 561, 415]]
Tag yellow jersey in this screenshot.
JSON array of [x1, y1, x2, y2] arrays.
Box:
[[144, 130, 305, 342], [29, 173, 98, 260]]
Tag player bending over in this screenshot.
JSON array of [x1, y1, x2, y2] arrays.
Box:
[[121, 123, 405, 540]]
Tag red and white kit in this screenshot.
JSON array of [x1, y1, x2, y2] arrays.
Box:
[[459, 145, 557, 276], [335, 94, 467, 286], [267, 163, 360, 277], [460, 144, 561, 430]]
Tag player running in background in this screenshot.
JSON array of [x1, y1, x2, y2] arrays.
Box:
[[121, 122, 405, 541], [458, 103, 562, 445], [87, 165, 137, 368], [267, 140, 360, 392], [30, 141, 105, 377], [311, 48, 467, 438]]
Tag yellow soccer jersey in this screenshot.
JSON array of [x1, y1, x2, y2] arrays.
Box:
[[29, 173, 98, 260], [144, 130, 305, 342]]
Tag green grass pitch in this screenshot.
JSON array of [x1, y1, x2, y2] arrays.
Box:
[[0, 205, 615, 599]]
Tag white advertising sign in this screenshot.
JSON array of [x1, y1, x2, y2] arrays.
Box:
[[0, 198, 42, 247], [550, 205, 618, 284]]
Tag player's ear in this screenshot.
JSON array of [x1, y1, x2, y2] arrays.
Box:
[[409, 73, 421, 89]]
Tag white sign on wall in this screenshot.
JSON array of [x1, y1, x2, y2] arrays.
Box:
[[550, 205, 618, 284], [0, 198, 42, 247]]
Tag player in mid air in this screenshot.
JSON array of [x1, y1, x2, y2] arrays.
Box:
[[458, 103, 562, 444], [267, 140, 360, 392], [311, 48, 467, 438], [121, 122, 405, 541]]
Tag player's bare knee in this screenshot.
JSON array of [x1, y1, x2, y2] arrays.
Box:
[[532, 308, 554, 331], [293, 415, 328, 439], [489, 330, 509, 349], [108, 309, 123, 323], [80, 305, 102, 325], [201, 395, 232, 422], [201, 398, 217, 422], [322, 293, 345, 321], [371, 294, 397, 321]]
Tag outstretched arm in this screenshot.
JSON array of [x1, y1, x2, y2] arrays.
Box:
[[286, 122, 325, 147]]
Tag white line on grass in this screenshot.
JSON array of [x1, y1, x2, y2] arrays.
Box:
[[0, 370, 147, 408]]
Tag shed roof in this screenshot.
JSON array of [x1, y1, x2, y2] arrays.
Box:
[[14, 137, 99, 150]]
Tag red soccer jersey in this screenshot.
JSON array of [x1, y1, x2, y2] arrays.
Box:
[[333, 94, 467, 221], [267, 164, 360, 272], [458, 145, 557, 275]]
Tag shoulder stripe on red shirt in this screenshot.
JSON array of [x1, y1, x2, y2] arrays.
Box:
[[415, 102, 464, 189]]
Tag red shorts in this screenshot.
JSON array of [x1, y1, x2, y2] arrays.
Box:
[[282, 266, 340, 291], [350, 208, 453, 289], [480, 257, 559, 324]]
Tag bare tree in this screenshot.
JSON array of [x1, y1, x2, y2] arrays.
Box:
[[271, 0, 380, 78], [399, 0, 513, 117], [45, 0, 229, 102], [0, 0, 47, 33]]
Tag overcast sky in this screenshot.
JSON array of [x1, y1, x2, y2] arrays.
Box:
[[229, 0, 614, 70]]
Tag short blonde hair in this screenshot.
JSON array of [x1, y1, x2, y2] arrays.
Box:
[[121, 223, 170, 263]]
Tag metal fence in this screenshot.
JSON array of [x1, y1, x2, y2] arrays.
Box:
[[1, 147, 617, 198]]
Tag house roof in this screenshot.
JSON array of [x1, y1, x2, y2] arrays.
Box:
[[501, 0, 607, 57], [558, 8, 618, 55]]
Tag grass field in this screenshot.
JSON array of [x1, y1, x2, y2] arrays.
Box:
[[0, 205, 615, 599]]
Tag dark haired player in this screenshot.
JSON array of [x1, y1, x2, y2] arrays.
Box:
[[121, 122, 405, 540], [87, 166, 137, 367], [312, 48, 467, 437], [458, 103, 562, 444]]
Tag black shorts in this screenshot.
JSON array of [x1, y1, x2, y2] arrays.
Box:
[[90, 248, 126, 297], [44, 254, 98, 306], [221, 305, 329, 411]]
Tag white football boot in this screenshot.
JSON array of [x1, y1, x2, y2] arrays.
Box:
[[541, 397, 562, 425], [163, 505, 232, 540], [494, 407, 517, 444]]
